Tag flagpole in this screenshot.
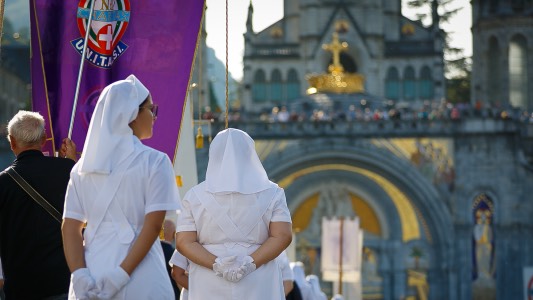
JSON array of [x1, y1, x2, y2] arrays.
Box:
[[0, 0, 5, 52], [68, 0, 96, 139], [339, 216, 344, 295]]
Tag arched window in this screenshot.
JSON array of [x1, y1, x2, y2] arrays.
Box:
[[287, 69, 300, 101], [509, 34, 528, 109], [487, 37, 502, 104], [327, 53, 358, 73], [489, 0, 498, 12], [385, 67, 400, 100], [419, 66, 434, 100], [270, 69, 283, 102], [403, 66, 416, 100], [252, 69, 267, 102]]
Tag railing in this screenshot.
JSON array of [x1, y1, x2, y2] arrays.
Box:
[[207, 118, 529, 139]]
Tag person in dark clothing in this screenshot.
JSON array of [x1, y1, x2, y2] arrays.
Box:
[[0, 258, 4, 300], [286, 281, 304, 300], [0, 110, 77, 299], [161, 240, 181, 299]]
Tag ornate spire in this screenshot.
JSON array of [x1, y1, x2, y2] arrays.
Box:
[[246, 0, 254, 33], [431, 0, 440, 30]]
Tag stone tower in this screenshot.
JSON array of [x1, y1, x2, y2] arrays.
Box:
[[471, 0, 533, 111]]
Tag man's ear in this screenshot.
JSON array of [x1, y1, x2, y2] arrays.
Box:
[[40, 133, 47, 147], [8, 135, 16, 151]]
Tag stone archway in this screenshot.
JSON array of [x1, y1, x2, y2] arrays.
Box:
[[261, 138, 454, 299]]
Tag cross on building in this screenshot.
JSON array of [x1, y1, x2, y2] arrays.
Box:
[[322, 32, 348, 73]]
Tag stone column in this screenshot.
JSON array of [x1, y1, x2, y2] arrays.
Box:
[[454, 222, 472, 300], [390, 241, 406, 299]]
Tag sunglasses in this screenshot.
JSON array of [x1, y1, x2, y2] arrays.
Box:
[[140, 104, 159, 118]]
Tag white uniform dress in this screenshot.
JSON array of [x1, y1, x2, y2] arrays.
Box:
[[64, 138, 180, 300], [178, 181, 292, 300]]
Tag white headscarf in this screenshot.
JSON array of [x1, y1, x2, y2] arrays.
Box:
[[78, 74, 149, 174], [205, 128, 271, 194], [290, 261, 312, 300], [306, 275, 327, 300]]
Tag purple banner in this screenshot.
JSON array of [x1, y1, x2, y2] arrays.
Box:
[[30, 0, 205, 161]]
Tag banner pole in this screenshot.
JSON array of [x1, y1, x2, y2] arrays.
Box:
[[339, 216, 344, 295], [0, 0, 5, 53], [68, 0, 96, 139]]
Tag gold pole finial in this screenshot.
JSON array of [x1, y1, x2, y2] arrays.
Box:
[[196, 126, 204, 149]]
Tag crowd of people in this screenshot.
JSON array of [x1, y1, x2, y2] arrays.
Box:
[[200, 99, 533, 124], [0, 75, 335, 300]]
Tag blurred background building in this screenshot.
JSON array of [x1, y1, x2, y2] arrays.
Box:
[[240, 0, 445, 115], [1, 0, 533, 299]]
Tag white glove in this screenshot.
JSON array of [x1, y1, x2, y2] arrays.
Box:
[[213, 256, 237, 277], [89, 267, 130, 300], [226, 256, 257, 282], [71, 268, 96, 300]]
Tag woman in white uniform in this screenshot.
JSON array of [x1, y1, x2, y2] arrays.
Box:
[[176, 128, 293, 300], [62, 75, 181, 300]]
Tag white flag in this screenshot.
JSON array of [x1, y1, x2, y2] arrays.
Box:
[[321, 217, 363, 282]]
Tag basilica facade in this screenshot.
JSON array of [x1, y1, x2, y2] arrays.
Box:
[[204, 1, 533, 300], [241, 0, 446, 113]]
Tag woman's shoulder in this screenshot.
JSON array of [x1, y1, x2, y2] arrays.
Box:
[[266, 181, 284, 194], [181, 182, 207, 204], [136, 143, 171, 164], [187, 181, 207, 197]]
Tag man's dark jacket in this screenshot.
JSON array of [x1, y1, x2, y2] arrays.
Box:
[[0, 150, 75, 299]]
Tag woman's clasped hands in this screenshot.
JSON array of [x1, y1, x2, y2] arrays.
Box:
[[212, 255, 257, 283]]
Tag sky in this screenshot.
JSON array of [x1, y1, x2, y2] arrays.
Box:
[[205, 0, 472, 81], [4, 0, 472, 81]]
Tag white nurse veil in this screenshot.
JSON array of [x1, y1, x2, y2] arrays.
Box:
[[205, 128, 271, 194], [78, 74, 149, 174], [290, 261, 311, 295], [307, 274, 327, 300]]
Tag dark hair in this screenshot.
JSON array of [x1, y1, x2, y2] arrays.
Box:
[[139, 94, 151, 107]]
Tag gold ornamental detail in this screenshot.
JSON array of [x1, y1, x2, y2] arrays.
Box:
[[306, 32, 365, 94]]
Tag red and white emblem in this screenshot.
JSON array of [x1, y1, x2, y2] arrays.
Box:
[[72, 0, 130, 68]]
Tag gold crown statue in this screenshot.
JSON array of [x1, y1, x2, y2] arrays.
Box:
[[306, 32, 365, 94]]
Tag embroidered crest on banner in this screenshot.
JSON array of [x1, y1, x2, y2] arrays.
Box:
[[71, 0, 130, 69]]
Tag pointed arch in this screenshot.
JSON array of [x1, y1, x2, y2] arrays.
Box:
[[287, 69, 300, 101], [252, 69, 267, 102], [419, 66, 434, 100], [385, 67, 400, 100], [471, 193, 496, 296], [509, 34, 528, 109], [326, 52, 358, 73], [270, 69, 283, 102], [403, 66, 416, 100], [487, 36, 502, 104]]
